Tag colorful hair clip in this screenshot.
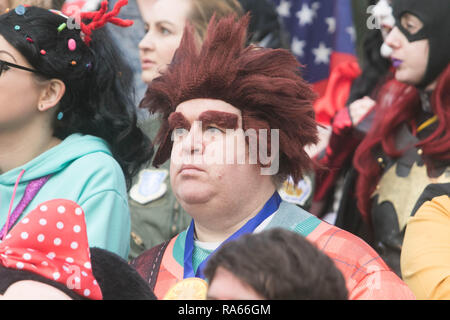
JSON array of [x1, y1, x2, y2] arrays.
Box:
[[26, 37, 34, 43], [15, 5, 26, 15], [57, 111, 64, 120], [57, 23, 67, 33], [48, 9, 69, 19], [86, 62, 93, 70], [14, 25, 20, 31], [68, 39, 76, 51], [70, 60, 77, 66], [40, 49, 47, 55]]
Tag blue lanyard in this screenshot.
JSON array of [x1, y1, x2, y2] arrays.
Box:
[[183, 191, 282, 279]]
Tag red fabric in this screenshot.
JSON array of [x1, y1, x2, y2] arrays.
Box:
[[314, 59, 361, 125], [0, 199, 102, 300], [314, 107, 361, 201], [309, 223, 416, 300], [150, 221, 416, 300], [79, 0, 133, 46], [61, 1, 86, 15], [353, 64, 450, 220]]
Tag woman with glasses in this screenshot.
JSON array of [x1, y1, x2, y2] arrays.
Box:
[[0, 3, 153, 259]]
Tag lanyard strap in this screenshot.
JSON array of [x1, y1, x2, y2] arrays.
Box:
[[0, 175, 52, 239], [183, 191, 282, 279]]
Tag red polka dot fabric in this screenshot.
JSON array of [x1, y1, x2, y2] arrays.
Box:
[[0, 199, 102, 299]]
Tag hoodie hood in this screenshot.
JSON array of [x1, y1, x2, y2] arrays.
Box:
[[0, 134, 112, 186]]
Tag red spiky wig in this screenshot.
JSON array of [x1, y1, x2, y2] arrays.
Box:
[[353, 64, 450, 222], [140, 14, 318, 184]]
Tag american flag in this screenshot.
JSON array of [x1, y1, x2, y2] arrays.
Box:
[[270, 0, 358, 99]]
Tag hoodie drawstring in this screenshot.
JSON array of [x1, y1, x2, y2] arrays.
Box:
[[0, 172, 52, 241], [2, 169, 26, 241]]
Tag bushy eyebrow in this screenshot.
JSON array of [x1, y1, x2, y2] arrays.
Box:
[[198, 111, 239, 130], [168, 110, 239, 132], [168, 112, 191, 130]]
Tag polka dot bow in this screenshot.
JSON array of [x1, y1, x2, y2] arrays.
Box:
[[0, 199, 102, 299]]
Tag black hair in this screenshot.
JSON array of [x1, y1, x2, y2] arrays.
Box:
[[346, 1, 392, 104], [238, 0, 290, 49], [0, 6, 153, 188], [204, 228, 348, 300]]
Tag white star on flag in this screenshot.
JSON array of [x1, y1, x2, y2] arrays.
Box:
[[325, 17, 336, 34], [276, 0, 291, 18], [346, 26, 356, 42], [311, 2, 321, 11], [291, 37, 306, 57], [296, 3, 316, 26], [312, 42, 332, 65]]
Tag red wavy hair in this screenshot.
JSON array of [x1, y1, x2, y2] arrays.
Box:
[[353, 64, 450, 221], [140, 14, 318, 184]]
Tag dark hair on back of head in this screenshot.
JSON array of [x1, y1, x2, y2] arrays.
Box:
[[204, 228, 348, 300], [0, 6, 153, 188]]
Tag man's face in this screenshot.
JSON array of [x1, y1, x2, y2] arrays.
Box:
[[169, 98, 264, 211]]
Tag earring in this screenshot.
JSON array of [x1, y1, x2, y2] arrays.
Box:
[[39, 104, 45, 111], [57, 112, 64, 120]]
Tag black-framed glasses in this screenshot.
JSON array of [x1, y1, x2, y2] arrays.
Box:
[[0, 59, 39, 76]]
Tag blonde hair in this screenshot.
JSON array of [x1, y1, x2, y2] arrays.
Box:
[[188, 0, 244, 40]]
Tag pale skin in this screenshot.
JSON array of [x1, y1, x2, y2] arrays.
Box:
[[385, 13, 437, 91], [0, 0, 7, 12], [138, 0, 192, 84], [0, 280, 72, 300], [348, 96, 376, 126], [169, 98, 276, 243], [207, 267, 265, 300], [0, 35, 65, 174]]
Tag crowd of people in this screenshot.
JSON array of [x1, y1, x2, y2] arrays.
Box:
[[0, 0, 448, 300]]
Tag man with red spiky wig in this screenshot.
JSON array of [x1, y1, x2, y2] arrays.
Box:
[[131, 14, 415, 300]]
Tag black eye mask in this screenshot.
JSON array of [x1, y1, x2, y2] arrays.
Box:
[[393, 0, 450, 89]]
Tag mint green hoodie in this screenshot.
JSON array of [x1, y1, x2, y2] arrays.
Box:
[[0, 133, 130, 258]]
